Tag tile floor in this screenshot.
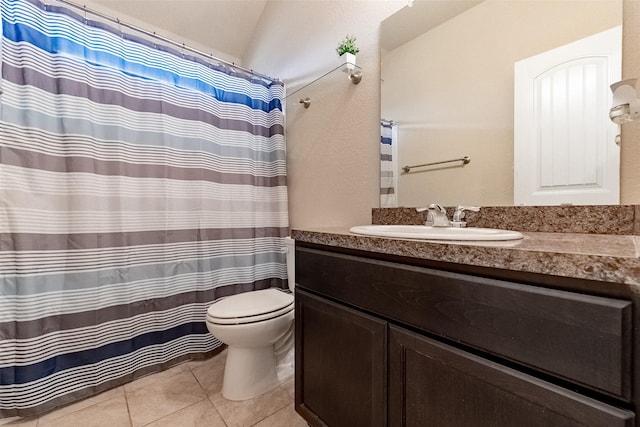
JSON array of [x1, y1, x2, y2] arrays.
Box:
[[0, 350, 308, 427]]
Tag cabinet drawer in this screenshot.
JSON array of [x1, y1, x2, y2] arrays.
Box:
[[296, 247, 633, 400]]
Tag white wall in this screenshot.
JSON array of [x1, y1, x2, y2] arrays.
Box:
[[622, 0, 640, 204], [244, 1, 404, 229]]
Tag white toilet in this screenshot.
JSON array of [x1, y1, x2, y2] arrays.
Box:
[[205, 237, 295, 401]]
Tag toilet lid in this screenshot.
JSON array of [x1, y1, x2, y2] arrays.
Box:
[[207, 289, 294, 324]]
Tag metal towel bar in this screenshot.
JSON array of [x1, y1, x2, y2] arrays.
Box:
[[402, 156, 470, 173]]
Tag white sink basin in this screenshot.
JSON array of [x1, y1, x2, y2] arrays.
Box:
[[349, 225, 524, 241]]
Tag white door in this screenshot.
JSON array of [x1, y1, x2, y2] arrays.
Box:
[[514, 26, 621, 206]]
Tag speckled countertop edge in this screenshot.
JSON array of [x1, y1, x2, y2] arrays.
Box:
[[291, 228, 640, 287]]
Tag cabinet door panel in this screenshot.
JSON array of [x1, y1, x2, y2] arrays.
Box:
[[389, 325, 634, 427], [296, 247, 632, 400], [295, 289, 387, 427]]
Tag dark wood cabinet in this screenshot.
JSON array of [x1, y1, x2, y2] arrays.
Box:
[[294, 243, 637, 427], [389, 325, 633, 427], [295, 288, 387, 427]]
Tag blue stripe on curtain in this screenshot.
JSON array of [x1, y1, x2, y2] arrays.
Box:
[[0, 0, 288, 417], [3, 21, 281, 112], [2, 323, 209, 385]]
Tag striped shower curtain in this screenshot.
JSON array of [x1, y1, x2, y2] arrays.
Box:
[[380, 121, 397, 207], [0, 0, 287, 417]]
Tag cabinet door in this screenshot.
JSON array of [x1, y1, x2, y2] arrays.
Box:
[[295, 289, 387, 427], [389, 325, 634, 427]]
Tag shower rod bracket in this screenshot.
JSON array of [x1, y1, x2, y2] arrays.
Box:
[[287, 61, 364, 103], [299, 98, 311, 108], [349, 71, 363, 84]]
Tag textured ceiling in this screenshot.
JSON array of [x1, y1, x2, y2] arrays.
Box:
[[381, 0, 483, 53], [89, 0, 481, 64], [90, 0, 269, 61]]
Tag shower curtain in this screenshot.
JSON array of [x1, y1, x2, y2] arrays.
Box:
[[380, 121, 397, 207], [0, 0, 287, 417]]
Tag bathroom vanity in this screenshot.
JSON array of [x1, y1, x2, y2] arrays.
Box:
[[292, 227, 640, 427]]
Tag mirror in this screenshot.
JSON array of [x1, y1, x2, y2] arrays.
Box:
[[381, 0, 623, 207]]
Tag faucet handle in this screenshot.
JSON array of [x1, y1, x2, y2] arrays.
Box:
[[416, 203, 450, 227], [428, 203, 447, 214], [416, 204, 446, 213], [452, 205, 480, 227]]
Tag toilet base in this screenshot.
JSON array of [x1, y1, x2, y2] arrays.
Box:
[[221, 345, 280, 401], [274, 321, 295, 383]]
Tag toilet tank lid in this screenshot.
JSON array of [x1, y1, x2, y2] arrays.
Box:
[[207, 288, 293, 319]]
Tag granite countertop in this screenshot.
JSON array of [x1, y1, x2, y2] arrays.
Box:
[[291, 227, 640, 286]]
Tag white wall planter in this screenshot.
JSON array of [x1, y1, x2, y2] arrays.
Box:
[[341, 53, 357, 72]]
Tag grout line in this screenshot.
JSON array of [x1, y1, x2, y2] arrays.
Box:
[[208, 396, 230, 427], [124, 384, 134, 427]]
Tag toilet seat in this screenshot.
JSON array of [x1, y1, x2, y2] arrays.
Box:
[[207, 288, 294, 325]]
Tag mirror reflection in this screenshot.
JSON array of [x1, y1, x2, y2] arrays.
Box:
[[380, 0, 622, 207]]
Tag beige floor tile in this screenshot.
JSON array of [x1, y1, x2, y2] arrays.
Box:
[[185, 349, 227, 370], [253, 403, 307, 427], [37, 386, 125, 425], [124, 362, 192, 393], [143, 398, 226, 427], [189, 352, 227, 395], [210, 385, 290, 427], [38, 395, 130, 427], [2, 356, 298, 427], [126, 371, 206, 427], [0, 417, 38, 426], [281, 379, 295, 401]]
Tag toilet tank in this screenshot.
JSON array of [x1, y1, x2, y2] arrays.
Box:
[[283, 237, 295, 292]]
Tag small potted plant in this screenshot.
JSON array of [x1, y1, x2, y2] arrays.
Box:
[[336, 34, 359, 70]]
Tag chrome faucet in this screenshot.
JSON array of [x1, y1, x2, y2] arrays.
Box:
[[451, 205, 480, 228], [416, 203, 451, 227]]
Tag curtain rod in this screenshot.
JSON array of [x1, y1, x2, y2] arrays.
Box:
[[53, 0, 280, 84]]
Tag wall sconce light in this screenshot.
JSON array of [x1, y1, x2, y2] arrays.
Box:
[[609, 78, 640, 124]]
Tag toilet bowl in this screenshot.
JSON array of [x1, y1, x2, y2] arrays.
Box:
[[205, 237, 295, 401]]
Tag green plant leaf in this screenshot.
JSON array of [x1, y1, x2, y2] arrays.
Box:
[[336, 34, 360, 56]]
